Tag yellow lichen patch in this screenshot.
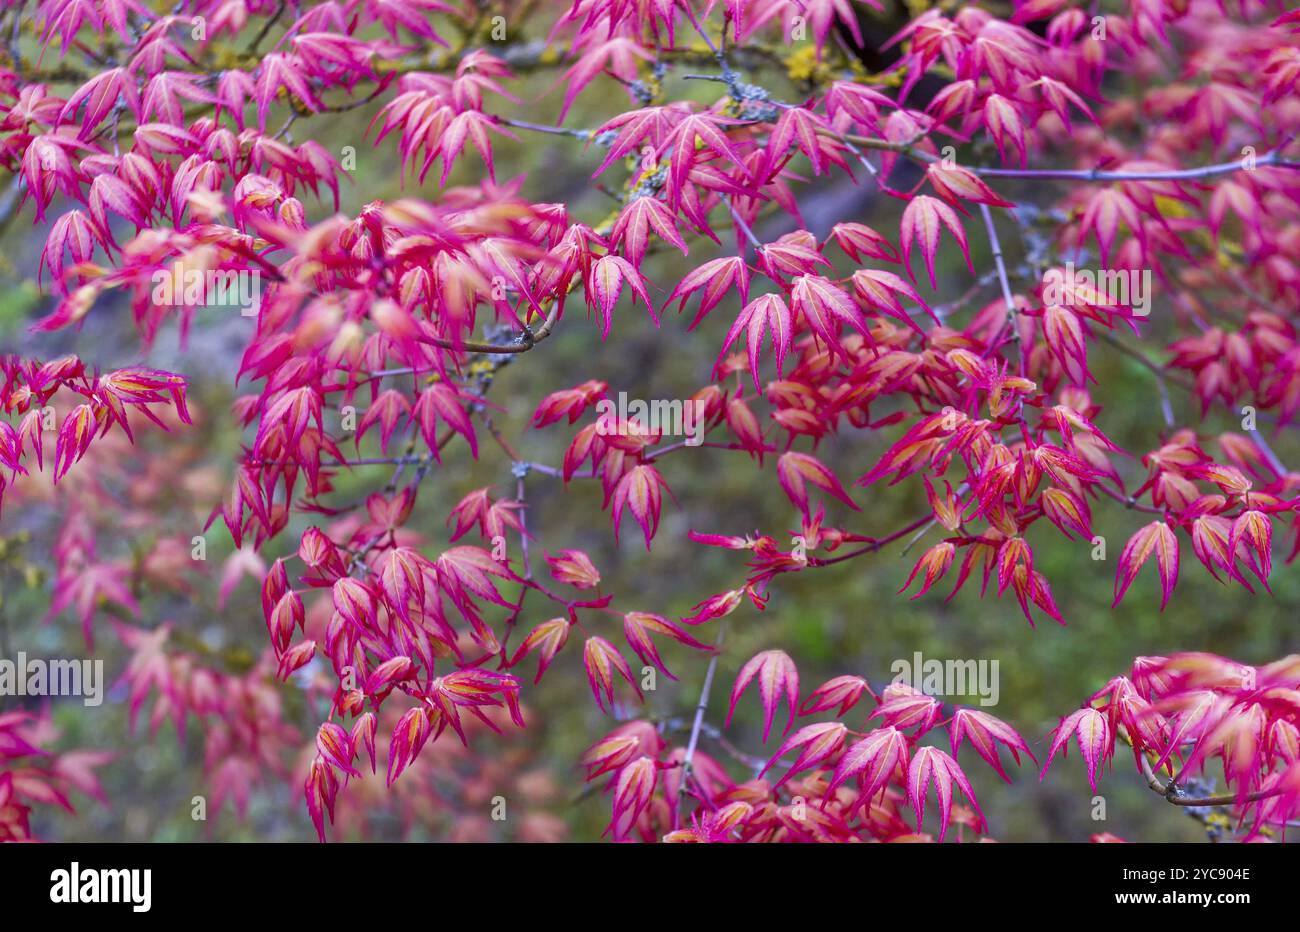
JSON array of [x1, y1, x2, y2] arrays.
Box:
[[721, 96, 747, 119], [784, 46, 832, 85]]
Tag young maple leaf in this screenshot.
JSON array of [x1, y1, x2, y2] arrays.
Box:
[[681, 588, 748, 626], [386, 706, 434, 787], [908, 745, 985, 841], [622, 612, 710, 680], [925, 163, 1014, 208], [665, 256, 750, 329], [1040, 707, 1113, 792], [1228, 510, 1272, 591], [434, 110, 515, 185], [588, 104, 687, 178], [609, 195, 687, 269], [253, 385, 322, 456], [828, 222, 900, 264], [509, 618, 572, 683], [217, 545, 266, 611], [949, 708, 1036, 783], [316, 723, 361, 779], [135, 123, 201, 158], [1031, 76, 1095, 130], [365, 0, 454, 42], [606, 756, 657, 841], [776, 451, 859, 518], [1190, 515, 1237, 586], [59, 68, 140, 139], [22, 134, 81, 223], [829, 725, 909, 805], [824, 80, 895, 133], [785, 0, 877, 53], [761, 106, 849, 181], [1113, 521, 1179, 610], [581, 722, 662, 781], [351, 714, 378, 775], [759, 230, 832, 279], [801, 675, 875, 717], [40, 0, 150, 54], [435, 546, 519, 614], [545, 549, 602, 589], [716, 292, 792, 393], [1148, 688, 1236, 774], [255, 53, 321, 130], [760, 721, 849, 788], [1040, 487, 1093, 540], [583, 636, 643, 713], [40, 210, 99, 292], [1012, 568, 1065, 627], [982, 94, 1027, 167], [49, 560, 140, 649], [1250, 760, 1300, 834], [871, 684, 943, 735], [610, 463, 669, 548], [532, 381, 608, 427], [926, 78, 978, 128], [725, 649, 800, 743], [721, 393, 772, 463], [556, 38, 653, 123], [354, 389, 411, 454], [996, 537, 1033, 598], [276, 640, 317, 681], [214, 69, 256, 129], [445, 487, 525, 543], [291, 33, 377, 81], [900, 195, 974, 290], [52, 403, 98, 483], [331, 576, 378, 633], [365, 656, 417, 696], [87, 172, 148, 233], [140, 71, 216, 126], [426, 670, 526, 745], [304, 758, 337, 842], [656, 112, 750, 208], [662, 801, 755, 843], [1208, 180, 1263, 243], [412, 383, 478, 460], [1076, 187, 1145, 267], [585, 254, 656, 339], [790, 274, 871, 362], [900, 541, 956, 600], [1043, 304, 1091, 385], [850, 269, 933, 332], [92, 367, 189, 440]]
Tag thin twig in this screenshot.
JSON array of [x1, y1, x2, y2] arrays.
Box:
[[675, 622, 727, 830]]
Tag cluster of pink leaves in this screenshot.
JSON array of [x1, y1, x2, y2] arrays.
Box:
[[114, 621, 303, 820], [591, 647, 1300, 841], [1042, 652, 1300, 839], [4, 0, 1300, 840], [301, 697, 568, 841], [1, 355, 189, 519], [585, 656, 1014, 842], [0, 711, 111, 842]]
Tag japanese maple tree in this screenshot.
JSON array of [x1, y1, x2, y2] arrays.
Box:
[[2, 0, 1300, 843]]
